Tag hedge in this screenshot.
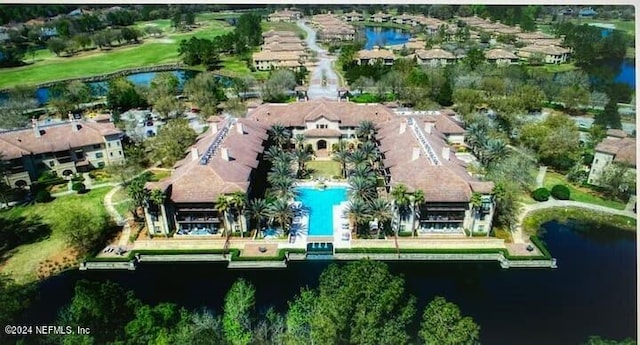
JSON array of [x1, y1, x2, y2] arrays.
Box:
[[72, 182, 86, 192], [35, 190, 52, 203], [531, 187, 550, 202], [551, 184, 571, 200]]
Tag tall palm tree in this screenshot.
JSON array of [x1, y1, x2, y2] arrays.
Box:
[[465, 122, 487, 157], [247, 198, 269, 239], [216, 195, 231, 235], [269, 160, 294, 179], [294, 148, 311, 178], [359, 141, 379, 167], [347, 149, 368, 167], [269, 175, 296, 200], [369, 198, 393, 238], [348, 175, 377, 202], [391, 184, 410, 234], [345, 198, 370, 236], [469, 192, 483, 237], [411, 190, 425, 236], [294, 133, 306, 150], [332, 142, 350, 179], [268, 198, 294, 235], [231, 192, 247, 237], [148, 188, 166, 219], [349, 163, 373, 179], [356, 120, 376, 142], [270, 123, 291, 149], [265, 146, 294, 164]]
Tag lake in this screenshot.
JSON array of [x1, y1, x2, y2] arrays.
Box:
[[22, 220, 636, 344], [363, 26, 411, 50]]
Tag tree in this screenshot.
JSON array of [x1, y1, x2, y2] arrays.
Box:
[[230, 192, 247, 235], [223, 279, 255, 345], [267, 198, 294, 234], [47, 37, 67, 56], [153, 94, 185, 119], [216, 195, 232, 235], [121, 27, 141, 42], [369, 198, 392, 238], [231, 75, 256, 101], [124, 302, 189, 344], [597, 162, 636, 200], [184, 72, 227, 116], [419, 296, 480, 345], [464, 48, 485, 70], [127, 175, 149, 219], [58, 206, 110, 254], [594, 98, 622, 129], [0, 274, 35, 343], [262, 70, 296, 103], [351, 76, 374, 94], [146, 118, 197, 166], [345, 198, 370, 236], [582, 336, 637, 345], [0, 85, 38, 129], [559, 85, 590, 113], [253, 307, 286, 345], [308, 260, 416, 345], [106, 77, 147, 111], [61, 280, 140, 344], [285, 288, 317, 345], [391, 184, 411, 234], [173, 310, 227, 345], [147, 188, 166, 218], [247, 198, 268, 236], [149, 72, 179, 103]]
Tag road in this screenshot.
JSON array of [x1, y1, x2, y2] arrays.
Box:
[[297, 20, 339, 100]]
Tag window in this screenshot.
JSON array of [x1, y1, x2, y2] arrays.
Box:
[[96, 152, 103, 158], [595, 159, 599, 164], [97, 162, 105, 168], [118, 151, 122, 156], [316, 124, 328, 129], [49, 161, 55, 167], [92, 144, 101, 149], [107, 143, 111, 148], [109, 152, 113, 157]]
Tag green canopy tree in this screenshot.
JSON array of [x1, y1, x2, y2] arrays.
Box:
[[223, 279, 255, 345], [419, 296, 480, 345], [146, 118, 197, 166]]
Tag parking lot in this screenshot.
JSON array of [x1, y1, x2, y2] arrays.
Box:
[[120, 109, 207, 140]]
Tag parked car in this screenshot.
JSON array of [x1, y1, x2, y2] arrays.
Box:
[[146, 121, 153, 127]]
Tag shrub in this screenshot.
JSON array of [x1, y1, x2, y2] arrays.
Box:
[[531, 187, 550, 202], [72, 182, 86, 192], [35, 190, 52, 203], [551, 184, 571, 200], [71, 174, 85, 182], [37, 171, 58, 182]]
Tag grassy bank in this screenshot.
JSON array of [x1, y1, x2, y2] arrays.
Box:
[[543, 171, 626, 210], [261, 21, 307, 38], [0, 19, 232, 89], [522, 207, 636, 236], [0, 187, 112, 284]]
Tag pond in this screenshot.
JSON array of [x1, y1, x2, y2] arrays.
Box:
[[22, 220, 636, 344], [363, 26, 411, 50], [1, 69, 232, 106]]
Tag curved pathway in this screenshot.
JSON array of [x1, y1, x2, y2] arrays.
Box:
[[513, 199, 637, 244], [297, 20, 339, 100]]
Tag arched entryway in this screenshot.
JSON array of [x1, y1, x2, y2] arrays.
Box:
[[317, 140, 327, 150]]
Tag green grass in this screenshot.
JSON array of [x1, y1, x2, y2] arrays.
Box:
[[307, 160, 342, 179], [543, 171, 626, 210], [114, 200, 132, 219], [571, 18, 636, 36], [148, 169, 172, 181], [0, 187, 111, 284], [0, 21, 233, 89], [527, 62, 577, 74], [110, 187, 130, 203], [261, 22, 307, 38]]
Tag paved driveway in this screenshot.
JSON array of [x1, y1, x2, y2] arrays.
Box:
[[298, 20, 339, 100]]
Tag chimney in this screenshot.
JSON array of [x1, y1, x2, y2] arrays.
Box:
[[442, 146, 450, 161], [191, 147, 199, 161], [424, 122, 433, 134], [32, 118, 41, 137], [412, 147, 420, 161], [221, 147, 230, 161], [211, 122, 218, 133], [236, 122, 244, 135], [399, 121, 406, 134]]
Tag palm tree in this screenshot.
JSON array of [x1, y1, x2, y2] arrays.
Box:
[[349, 163, 373, 179], [265, 146, 294, 164], [411, 190, 425, 236], [269, 160, 294, 179], [332, 143, 350, 179], [391, 184, 410, 235], [348, 175, 377, 202], [465, 122, 487, 157], [216, 195, 231, 236], [268, 198, 294, 235], [356, 120, 376, 142], [231, 192, 247, 237], [294, 133, 306, 150], [482, 137, 508, 166], [148, 188, 166, 219], [347, 149, 368, 167], [359, 141, 379, 167], [469, 192, 482, 237], [270, 123, 291, 149], [294, 148, 311, 178], [269, 175, 296, 200], [247, 198, 269, 239], [369, 198, 393, 238], [345, 198, 370, 236]]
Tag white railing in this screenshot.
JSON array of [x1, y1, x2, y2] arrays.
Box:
[[407, 117, 441, 166]]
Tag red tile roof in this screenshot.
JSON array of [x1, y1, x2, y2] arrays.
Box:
[[596, 137, 636, 167]]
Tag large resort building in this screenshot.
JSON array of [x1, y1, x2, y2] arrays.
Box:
[[144, 99, 495, 238], [587, 129, 636, 186], [0, 118, 124, 188]]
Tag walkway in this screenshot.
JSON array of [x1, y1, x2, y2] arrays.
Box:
[[297, 20, 339, 100], [513, 199, 637, 244]]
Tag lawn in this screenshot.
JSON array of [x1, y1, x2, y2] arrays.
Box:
[[527, 63, 577, 74], [0, 186, 111, 284], [543, 171, 626, 210], [0, 21, 233, 89], [307, 160, 342, 179], [572, 18, 636, 36]]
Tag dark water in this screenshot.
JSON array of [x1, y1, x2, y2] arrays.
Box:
[[364, 26, 411, 50], [24, 221, 636, 344]]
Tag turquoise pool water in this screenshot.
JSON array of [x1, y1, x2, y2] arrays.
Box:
[[296, 186, 348, 236]]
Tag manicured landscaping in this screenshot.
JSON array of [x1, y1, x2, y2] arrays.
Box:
[[0, 187, 111, 284], [522, 207, 636, 236], [261, 21, 307, 38], [543, 171, 626, 210], [0, 21, 232, 89], [306, 160, 342, 179]]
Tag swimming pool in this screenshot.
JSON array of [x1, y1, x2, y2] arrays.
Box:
[[296, 186, 348, 236]]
